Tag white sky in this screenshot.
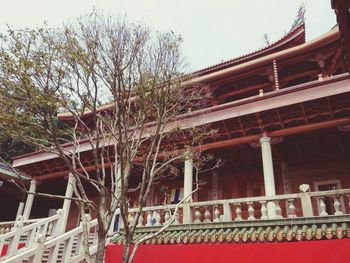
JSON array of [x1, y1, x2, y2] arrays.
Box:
[[0, 0, 336, 71]]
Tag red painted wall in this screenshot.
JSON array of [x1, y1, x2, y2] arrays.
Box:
[[1, 243, 25, 257], [106, 239, 350, 263]]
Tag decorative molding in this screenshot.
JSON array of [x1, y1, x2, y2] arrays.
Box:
[[270, 136, 284, 145], [248, 140, 261, 148], [249, 136, 283, 148], [337, 124, 350, 132]]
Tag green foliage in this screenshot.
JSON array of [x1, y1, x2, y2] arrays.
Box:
[[0, 26, 71, 151], [0, 136, 35, 162]]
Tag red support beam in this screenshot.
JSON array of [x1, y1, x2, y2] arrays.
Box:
[[33, 117, 350, 181]]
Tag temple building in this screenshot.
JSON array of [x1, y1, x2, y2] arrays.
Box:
[[1, 2, 350, 262]]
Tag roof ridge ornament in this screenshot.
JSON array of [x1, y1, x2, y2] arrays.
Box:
[[291, 3, 306, 32]]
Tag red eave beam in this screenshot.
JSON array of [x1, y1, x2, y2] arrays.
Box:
[[33, 117, 350, 181]]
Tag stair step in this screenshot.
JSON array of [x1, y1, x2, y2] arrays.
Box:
[[21, 234, 95, 263]]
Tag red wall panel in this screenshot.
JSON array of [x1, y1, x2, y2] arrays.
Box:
[[106, 239, 350, 263]]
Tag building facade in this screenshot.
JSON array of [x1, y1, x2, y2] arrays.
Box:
[[2, 7, 350, 262]]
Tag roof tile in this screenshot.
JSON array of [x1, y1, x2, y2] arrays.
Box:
[[112, 222, 350, 245]]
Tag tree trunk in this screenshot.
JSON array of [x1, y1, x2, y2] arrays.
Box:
[[95, 233, 107, 263], [122, 239, 131, 263]]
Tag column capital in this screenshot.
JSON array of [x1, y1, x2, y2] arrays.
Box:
[[30, 179, 36, 185], [184, 148, 193, 160], [259, 136, 271, 144], [250, 136, 283, 148]]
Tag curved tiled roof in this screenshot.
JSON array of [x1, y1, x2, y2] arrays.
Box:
[[112, 222, 349, 245], [56, 25, 306, 123], [193, 24, 305, 76]]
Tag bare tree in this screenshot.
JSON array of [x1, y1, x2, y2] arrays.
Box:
[[0, 11, 210, 262]]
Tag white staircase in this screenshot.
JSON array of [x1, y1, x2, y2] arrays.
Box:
[[0, 210, 98, 263]]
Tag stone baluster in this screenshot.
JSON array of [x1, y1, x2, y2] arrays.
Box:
[[194, 207, 202, 223], [333, 196, 343, 215], [47, 221, 53, 235], [275, 201, 283, 219], [137, 213, 144, 227], [204, 206, 211, 223], [154, 210, 161, 226], [173, 210, 180, 225], [164, 210, 170, 224], [129, 212, 135, 226], [287, 199, 297, 218], [146, 211, 152, 226], [247, 202, 256, 220], [235, 203, 242, 221], [213, 205, 221, 222], [260, 201, 268, 220], [319, 198, 328, 216]]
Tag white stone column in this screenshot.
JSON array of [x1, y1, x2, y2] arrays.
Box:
[[15, 201, 25, 220], [183, 152, 193, 224], [22, 179, 37, 220], [260, 136, 276, 219], [59, 173, 75, 234], [184, 153, 193, 202]]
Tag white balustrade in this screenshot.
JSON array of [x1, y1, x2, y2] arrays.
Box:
[[154, 210, 161, 226], [146, 211, 152, 226], [275, 201, 283, 219], [137, 213, 144, 227], [164, 211, 170, 223], [213, 205, 221, 222], [174, 210, 180, 225], [2, 187, 350, 262], [235, 203, 242, 221], [194, 207, 202, 223], [0, 209, 63, 260], [120, 188, 350, 228], [247, 202, 256, 220], [125, 204, 181, 227], [287, 199, 297, 218], [260, 201, 268, 220], [204, 206, 211, 223], [129, 212, 135, 226], [333, 196, 343, 215], [14, 218, 99, 263], [319, 198, 328, 216]]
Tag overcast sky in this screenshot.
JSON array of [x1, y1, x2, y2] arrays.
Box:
[[0, 0, 336, 71]]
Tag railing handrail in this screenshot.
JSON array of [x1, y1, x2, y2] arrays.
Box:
[[0, 218, 41, 226], [0, 214, 60, 240], [190, 193, 301, 207], [309, 188, 350, 197], [128, 203, 180, 213], [189, 188, 350, 208], [0, 219, 98, 263], [21, 213, 60, 232], [44, 218, 98, 248], [1, 218, 98, 263]]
